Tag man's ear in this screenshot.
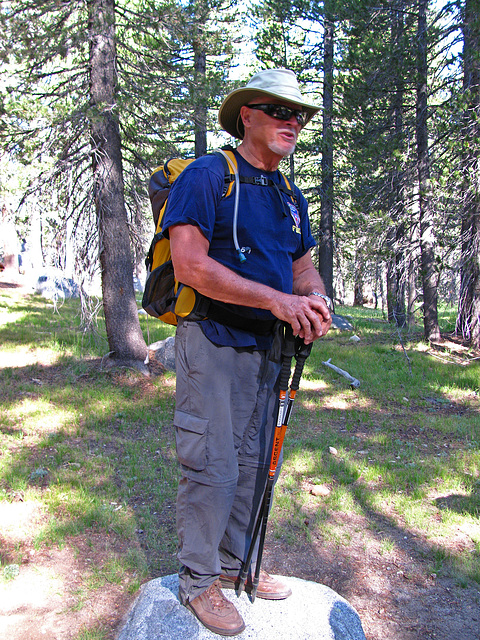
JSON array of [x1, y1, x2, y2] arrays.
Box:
[[239, 105, 251, 132]]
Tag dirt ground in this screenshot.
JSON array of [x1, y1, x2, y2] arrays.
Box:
[[264, 516, 480, 640], [2, 494, 480, 640], [1, 273, 480, 640]]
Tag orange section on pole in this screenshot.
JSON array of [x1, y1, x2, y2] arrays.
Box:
[[269, 423, 287, 477]]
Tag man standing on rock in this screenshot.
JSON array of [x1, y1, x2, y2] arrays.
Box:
[[162, 68, 332, 636]]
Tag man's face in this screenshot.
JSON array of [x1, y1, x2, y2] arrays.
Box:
[[240, 96, 304, 160]]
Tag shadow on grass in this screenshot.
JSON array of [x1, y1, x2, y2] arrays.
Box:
[[0, 357, 180, 578], [1, 341, 479, 584], [270, 375, 480, 629], [1, 293, 479, 639], [436, 494, 480, 518]]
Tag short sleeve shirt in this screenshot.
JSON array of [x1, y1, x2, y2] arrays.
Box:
[[162, 150, 316, 348]]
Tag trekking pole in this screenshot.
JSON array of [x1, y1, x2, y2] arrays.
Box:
[[236, 324, 295, 597], [237, 325, 312, 600], [249, 335, 312, 601]]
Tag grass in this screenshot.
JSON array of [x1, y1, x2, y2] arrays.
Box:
[[77, 627, 110, 640], [270, 303, 480, 579], [0, 291, 480, 637], [0, 290, 177, 636]]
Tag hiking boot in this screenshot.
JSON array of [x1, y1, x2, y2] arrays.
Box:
[[219, 569, 292, 600], [186, 579, 245, 636]]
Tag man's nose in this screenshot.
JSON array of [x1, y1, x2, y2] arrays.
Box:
[[285, 114, 301, 128]]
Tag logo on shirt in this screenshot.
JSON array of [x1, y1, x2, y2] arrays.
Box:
[[287, 202, 301, 234]]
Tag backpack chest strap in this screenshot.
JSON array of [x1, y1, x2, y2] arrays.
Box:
[[222, 174, 297, 204]]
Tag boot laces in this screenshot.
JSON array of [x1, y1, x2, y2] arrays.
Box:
[[206, 581, 230, 611]]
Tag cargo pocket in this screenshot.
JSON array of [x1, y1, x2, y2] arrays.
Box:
[[174, 410, 208, 471]]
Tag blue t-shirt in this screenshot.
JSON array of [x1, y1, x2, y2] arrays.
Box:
[[162, 150, 316, 348]]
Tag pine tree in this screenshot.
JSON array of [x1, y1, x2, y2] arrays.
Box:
[[88, 0, 147, 366], [155, 0, 235, 156], [0, 0, 157, 366], [457, 0, 480, 347], [416, 0, 440, 341], [337, 1, 416, 312], [318, 0, 335, 301], [0, 0, 234, 366]]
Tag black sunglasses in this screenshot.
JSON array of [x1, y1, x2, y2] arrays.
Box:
[[245, 103, 306, 126]]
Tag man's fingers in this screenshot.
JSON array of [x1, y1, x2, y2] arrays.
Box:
[[274, 293, 331, 342], [294, 306, 324, 343]]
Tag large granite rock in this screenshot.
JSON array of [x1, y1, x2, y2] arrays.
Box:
[[117, 574, 366, 640], [147, 336, 176, 372]]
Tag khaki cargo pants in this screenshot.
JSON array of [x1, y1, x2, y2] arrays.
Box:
[[174, 319, 281, 604]]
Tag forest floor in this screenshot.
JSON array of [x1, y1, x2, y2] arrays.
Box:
[[3, 490, 480, 640], [1, 269, 480, 640]]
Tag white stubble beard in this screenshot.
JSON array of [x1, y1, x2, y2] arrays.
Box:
[[268, 135, 297, 159]]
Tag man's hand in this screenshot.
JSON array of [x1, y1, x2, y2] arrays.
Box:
[[288, 252, 333, 343], [270, 291, 332, 344]]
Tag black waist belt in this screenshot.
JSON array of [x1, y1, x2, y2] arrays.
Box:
[[205, 300, 277, 336]]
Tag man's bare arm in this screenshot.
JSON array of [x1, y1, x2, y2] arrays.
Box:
[[292, 251, 332, 340], [169, 223, 330, 343]]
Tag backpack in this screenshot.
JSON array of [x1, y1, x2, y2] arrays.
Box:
[[142, 147, 298, 329]]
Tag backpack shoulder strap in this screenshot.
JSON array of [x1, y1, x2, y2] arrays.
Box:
[[279, 172, 298, 205], [212, 148, 238, 198], [212, 146, 297, 203], [211, 147, 245, 262], [236, 171, 297, 205]]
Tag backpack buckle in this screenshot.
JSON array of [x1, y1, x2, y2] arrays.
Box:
[[253, 175, 269, 186]]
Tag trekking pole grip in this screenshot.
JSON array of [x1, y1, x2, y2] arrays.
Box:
[[278, 357, 291, 392], [291, 339, 313, 390]]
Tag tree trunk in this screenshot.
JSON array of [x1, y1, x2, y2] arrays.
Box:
[[457, 0, 480, 348], [386, 4, 407, 328], [318, 7, 335, 301], [194, 48, 207, 158], [416, 0, 440, 342], [407, 251, 417, 326], [353, 246, 365, 306], [88, 0, 147, 366], [386, 230, 396, 321], [386, 226, 406, 327]]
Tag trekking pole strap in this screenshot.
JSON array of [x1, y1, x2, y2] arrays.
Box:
[[279, 323, 296, 388]]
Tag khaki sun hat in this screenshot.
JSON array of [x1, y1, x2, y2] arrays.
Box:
[[218, 68, 321, 139]]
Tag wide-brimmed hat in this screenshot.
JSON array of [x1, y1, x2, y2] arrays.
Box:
[[218, 69, 321, 139]]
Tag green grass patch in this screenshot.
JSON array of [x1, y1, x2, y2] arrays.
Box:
[[271, 303, 480, 582], [0, 291, 178, 593], [76, 626, 110, 640], [1, 290, 479, 621]]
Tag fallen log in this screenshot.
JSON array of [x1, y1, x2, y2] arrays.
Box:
[[322, 358, 360, 388]]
